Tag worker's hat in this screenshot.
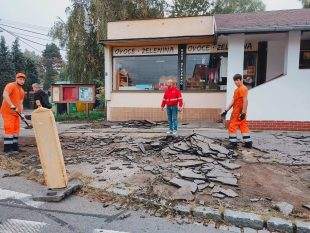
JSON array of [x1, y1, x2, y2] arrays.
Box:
[[16, 73, 26, 79]]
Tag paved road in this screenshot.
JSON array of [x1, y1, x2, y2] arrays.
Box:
[[0, 170, 232, 233]]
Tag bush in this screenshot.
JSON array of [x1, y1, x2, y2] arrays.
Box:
[[55, 110, 105, 122]]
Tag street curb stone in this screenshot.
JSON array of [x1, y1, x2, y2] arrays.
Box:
[[295, 220, 310, 233], [223, 209, 264, 230], [192, 205, 222, 221], [112, 192, 310, 233], [267, 217, 293, 233], [173, 204, 191, 214]]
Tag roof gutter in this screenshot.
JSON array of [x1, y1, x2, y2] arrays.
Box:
[[215, 25, 310, 35]]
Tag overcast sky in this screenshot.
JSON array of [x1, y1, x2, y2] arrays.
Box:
[[0, 0, 303, 57]]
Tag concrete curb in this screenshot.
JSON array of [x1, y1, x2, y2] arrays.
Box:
[[107, 186, 310, 233]]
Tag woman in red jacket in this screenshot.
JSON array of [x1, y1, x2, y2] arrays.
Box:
[[161, 79, 183, 135]]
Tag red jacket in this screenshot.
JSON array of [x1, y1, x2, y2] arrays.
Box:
[[161, 86, 183, 108]]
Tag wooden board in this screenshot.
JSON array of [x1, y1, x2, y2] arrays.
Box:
[[31, 107, 68, 189]]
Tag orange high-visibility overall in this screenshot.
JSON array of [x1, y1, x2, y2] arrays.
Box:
[[228, 84, 251, 142], [0, 82, 25, 135]]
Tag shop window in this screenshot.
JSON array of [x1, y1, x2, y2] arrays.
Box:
[[243, 52, 258, 89], [113, 56, 178, 91], [186, 54, 228, 91], [300, 40, 310, 69]]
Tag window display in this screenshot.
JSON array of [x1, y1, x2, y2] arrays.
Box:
[[243, 52, 258, 89], [112, 42, 258, 92], [186, 54, 227, 91], [113, 56, 178, 91], [299, 40, 310, 69]]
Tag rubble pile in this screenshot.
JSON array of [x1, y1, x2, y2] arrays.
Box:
[[59, 133, 242, 201], [117, 120, 166, 129], [79, 120, 167, 130]]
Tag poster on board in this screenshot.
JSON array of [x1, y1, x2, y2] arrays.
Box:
[[79, 86, 94, 102], [52, 86, 60, 102]]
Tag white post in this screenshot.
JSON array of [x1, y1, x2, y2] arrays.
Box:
[[285, 31, 301, 77], [226, 34, 245, 117], [104, 46, 113, 121]]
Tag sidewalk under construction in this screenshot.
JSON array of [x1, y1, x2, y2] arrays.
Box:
[[0, 120, 309, 225]]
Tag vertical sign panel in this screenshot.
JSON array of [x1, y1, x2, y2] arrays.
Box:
[[178, 44, 187, 90]]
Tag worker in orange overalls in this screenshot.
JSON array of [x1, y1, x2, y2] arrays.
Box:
[[1, 73, 26, 155], [221, 74, 252, 149]]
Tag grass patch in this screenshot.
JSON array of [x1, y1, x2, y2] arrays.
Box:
[[55, 110, 105, 122]]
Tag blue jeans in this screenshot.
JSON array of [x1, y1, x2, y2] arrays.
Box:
[[166, 106, 178, 132]]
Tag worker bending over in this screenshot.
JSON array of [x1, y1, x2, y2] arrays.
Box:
[[1, 73, 26, 154], [221, 74, 252, 149]]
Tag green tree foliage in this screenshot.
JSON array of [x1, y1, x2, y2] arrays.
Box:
[[11, 38, 26, 73], [42, 43, 63, 89], [211, 0, 265, 14], [0, 36, 15, 102], [1, 39, 40, 107], [300, 0, 310, 8], [170, 0, 265, 16], [50, 0, 167, 84], [24, 57, 39, 93], [23, 57, 39, 107], [170, 0, 212, 17]]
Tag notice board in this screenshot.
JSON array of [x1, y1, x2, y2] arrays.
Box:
[[51, 84, 95, 103]]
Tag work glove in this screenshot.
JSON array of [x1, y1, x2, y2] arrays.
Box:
[[240, 113, 246, 120], [25, 115, 32, 120], [221, 110, 227, 118]]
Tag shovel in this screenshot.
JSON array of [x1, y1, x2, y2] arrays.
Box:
[[15, 111, 33, 129]]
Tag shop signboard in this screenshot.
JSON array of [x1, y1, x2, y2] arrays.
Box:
[[186, 42, 258, 54], [113, 45, 178, 56]]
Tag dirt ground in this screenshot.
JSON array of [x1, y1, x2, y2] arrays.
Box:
[[0, 123, 309, 222]]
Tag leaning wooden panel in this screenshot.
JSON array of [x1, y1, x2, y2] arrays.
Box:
[[31, 107, 68, 189]]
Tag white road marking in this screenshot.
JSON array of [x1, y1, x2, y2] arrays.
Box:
[[0, 188, 43, 208], [93, 230, 129, 233], [0, 219, 47, 233]]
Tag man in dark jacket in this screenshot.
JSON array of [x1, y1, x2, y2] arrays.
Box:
[[32, 83, 52, 109]]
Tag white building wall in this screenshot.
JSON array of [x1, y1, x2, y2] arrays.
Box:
[[247, 31, 310, 121], [109, 92, 226, 109], [107, 16, 214, 40], [266, 40, 285, 81], [226, 34, 245, 117]]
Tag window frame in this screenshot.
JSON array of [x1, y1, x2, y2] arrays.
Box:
[[299, 40, 310, 69], [184, 52, 228, 92], [112, 54, 179, 92]]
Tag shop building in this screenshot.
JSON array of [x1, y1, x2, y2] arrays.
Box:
[[103, 9, 310, 131]]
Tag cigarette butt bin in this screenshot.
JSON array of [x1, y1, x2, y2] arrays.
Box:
[[31, 107, 68, 189]]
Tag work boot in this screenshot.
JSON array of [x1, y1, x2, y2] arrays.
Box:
[[4, 144, 13, 155], [12, 136, 19, 153], [4, 137, 14, 155], [227, 142, 237, 150], [243, 141, 253, 149]]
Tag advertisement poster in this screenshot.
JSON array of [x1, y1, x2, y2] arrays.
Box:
[[79, 86, 94, 102], [52, 86, 60, 102]]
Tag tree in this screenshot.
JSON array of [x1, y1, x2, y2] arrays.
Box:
[[0, 36, 15, 102], [42, 43, 63, 89], [24, 49, 45, 85], [170, 0, 265, 16], [24, 57, 39, 107], [300, 0, 310, 8], [49, 0, 167, 84], [211, 0, 265, 14], [11, 38, 26, 73], [170, 0, 212, 17]]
